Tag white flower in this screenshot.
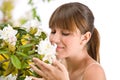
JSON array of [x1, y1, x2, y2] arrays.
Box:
[[24, 76, 32, 80], [0, 24, 17, 46], [34, 28, 43, 36], [21, 19, 41, 32], [0, 74, 17, 80], [21, 19, 44, 36], [36, 38, 56, 64]]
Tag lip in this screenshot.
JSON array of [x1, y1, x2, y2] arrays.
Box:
[[56, 46, 64, 51]]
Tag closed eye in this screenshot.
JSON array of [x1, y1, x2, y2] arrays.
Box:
[[62, 33, 70, 36], [51, 31, 56, 34]]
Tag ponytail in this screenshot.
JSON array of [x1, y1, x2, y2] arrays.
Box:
[[87, 28, 100, 63]]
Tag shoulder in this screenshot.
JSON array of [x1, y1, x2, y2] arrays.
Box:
[[83, 63, 106, 80]]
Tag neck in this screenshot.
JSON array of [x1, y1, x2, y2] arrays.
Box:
[[64, 50, 92, 74], [59, 48, 96, 80], [66, 55, 86, 73]]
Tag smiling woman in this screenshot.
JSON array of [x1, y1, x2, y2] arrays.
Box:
[[0, 0, 120, 80], [30, 2, 106, 80]]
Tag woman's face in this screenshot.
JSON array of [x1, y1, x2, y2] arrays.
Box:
[[49, 27, 83, 59]]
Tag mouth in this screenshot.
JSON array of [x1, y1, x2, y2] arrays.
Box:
[[56, 46, 64, 51]]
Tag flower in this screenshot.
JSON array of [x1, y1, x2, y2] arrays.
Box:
[[0, 0, 55, 79], [21, 19, 41, 33], [0, 24, 17, 46], [24, 76, 32, 80], [0, 19, 56, 80], [0, 74, 17, 80], [36, 38, 56, 64]]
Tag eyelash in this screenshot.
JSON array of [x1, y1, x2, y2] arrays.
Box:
[[51, 31, 56, 34], [62, 33, 70, 36], [51, 31, 70, 36]]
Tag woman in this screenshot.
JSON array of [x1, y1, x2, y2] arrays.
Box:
[[30, 2, 106, 80]]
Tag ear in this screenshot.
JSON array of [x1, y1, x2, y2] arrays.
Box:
[[80, 31, 91, 45]]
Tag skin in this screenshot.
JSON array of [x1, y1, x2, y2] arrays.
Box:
[[30, 27, 106, 80]]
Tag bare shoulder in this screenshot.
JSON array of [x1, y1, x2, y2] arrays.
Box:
[[83, 63, 106, 80]]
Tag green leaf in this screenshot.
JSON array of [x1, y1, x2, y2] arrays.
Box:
[[28, 50, 35, 54], [36, 15, 41, 21], [0, 23, 8, 29], [32, 8, 37, 18], [10, 55, 21, 69], [21, 62, 29, 69], [4, 61, 15, 76], [17, 76, 25, 80], [19, 43, 34, 49], [40, 32, 47, 40], [16, 51, 28, 57], [0, 50, 8, 54], [17, 28, 27, 35], [28, 0, 33, 5]]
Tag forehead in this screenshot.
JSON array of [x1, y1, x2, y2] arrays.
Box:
[[50, 23, 78, 31], [51, 27, 81, 34]]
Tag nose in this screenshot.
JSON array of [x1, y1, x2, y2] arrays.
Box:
[[49, 33, 61, 44]]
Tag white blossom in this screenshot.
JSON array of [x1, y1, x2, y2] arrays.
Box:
[[24, 76, 32, 80], [36, 38, 56, 64], [21, 19, 41, 32], [34, 28, 42, 36], [0, 74, 17, 80], [0, 24, 17, 46]]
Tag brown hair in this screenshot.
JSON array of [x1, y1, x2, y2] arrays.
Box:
[[49, 2, 100, 63]]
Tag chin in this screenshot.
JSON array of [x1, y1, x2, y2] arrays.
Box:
[[56, 54, 66, 60]]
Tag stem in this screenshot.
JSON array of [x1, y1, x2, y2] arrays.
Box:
[[0, 59, 9, 64], [16, 70, 21, 80], [1, 54, 8, 59]]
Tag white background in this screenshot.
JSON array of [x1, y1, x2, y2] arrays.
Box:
[[1, 0, 120, 80]]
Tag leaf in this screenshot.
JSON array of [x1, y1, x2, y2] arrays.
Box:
[[32, 8, 37, 18], [19, 43, 34, 49], [0, 23, 8, 29], [0, 50, 8, 54], [40, 32, 47, 40], [28, 0, 33, 5], [36, 15, 41, 21], [16, 28, 27, 36], [3, 61, 15, 76], [28, 50, 35, 55], [10, 55, 21, 69], [21, 61, 29, 69], [16, 51, 28, 57]]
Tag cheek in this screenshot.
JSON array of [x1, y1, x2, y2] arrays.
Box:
[[65, 38, 81, 49], [49, 35, 52, 43], [49, 35, 51, 41], [63, 38, 71, 45], [64, 38, 78, 46]]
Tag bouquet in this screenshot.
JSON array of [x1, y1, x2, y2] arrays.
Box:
[[0, 0, 56, 79], [0, 19, 56, 80]]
